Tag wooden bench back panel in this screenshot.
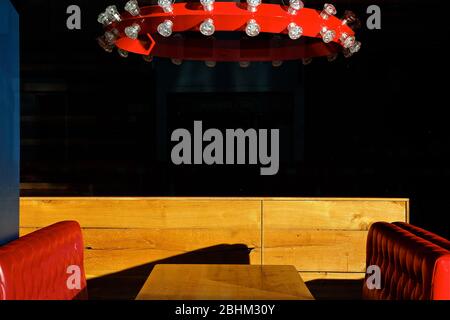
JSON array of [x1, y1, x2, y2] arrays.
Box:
[[263, 199, 408, 273], [20, 198, 262, 229], [20, 197, 408, 294], [263, 200, 407, 230]]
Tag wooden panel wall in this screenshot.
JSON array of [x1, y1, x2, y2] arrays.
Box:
[[262, 199, 408, 282], [20, 197, 408, 299], [20, 198, 262, 276]]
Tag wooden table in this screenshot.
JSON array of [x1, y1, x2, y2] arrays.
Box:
[[136, 264, 314, 300]]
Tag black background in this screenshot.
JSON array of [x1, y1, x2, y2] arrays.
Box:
[[2, 300, 449, 319], [11, 0, 450, 238]]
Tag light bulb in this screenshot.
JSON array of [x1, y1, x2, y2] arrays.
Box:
[[158, 0, 173, 13], [143, 55, 153, 62], [341, 10, 361, 30], [97, 36, 114, 52], [125, 23, 141, 40], [125, 0, 140, 16], [320, 26, 336, 43], [205, 61, 216, 68], [272, 60, 283, 67], [320, 3, 337, 20], [245, 19, 260, 37], [272, 34, 282, 42], [157, 20, 173, 37], [288, 0, 304, 15], [239, 61, 250, 68], [200, 19, 215, 36], [104, 30, 118, 45], [200, 0, 214, 11], [171, 58, 183, 65], [172, 33, 183, 40], [342, 48, 353, 58], [105, 5, 122, 22], [327, 53, 338, 62], [97, 12, 113, 26], [287, 22, 303, 40], [117, 48, 129, 58], [302, 57, 312, 65], [342, 10, 356, 25], [247, 0, 261, 13], [349, 41, 361, 54], [340, 32, 355, 49]]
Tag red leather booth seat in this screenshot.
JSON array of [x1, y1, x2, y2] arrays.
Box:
[[0, 221, 87, 300], [363, 222, 450, 300]]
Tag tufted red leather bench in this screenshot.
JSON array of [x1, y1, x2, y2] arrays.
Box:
[[0, 221, 87, 300], [363, 222, 450, 300]]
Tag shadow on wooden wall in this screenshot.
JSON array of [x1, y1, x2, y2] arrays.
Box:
[[87, 244, 252, 300]]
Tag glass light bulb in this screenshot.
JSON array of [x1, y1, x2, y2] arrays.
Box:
[[205, 61, 216, 68], [247, 0, 261, 13], [342, 48, 353, 58], [125, 0, 140, 16], [341, 10, 361, 30], [200, 19, 215, 36], [143, 55, 153, 62], [97, 12, 113, 26], [320, 27, 336, 43], [302, 57, 312, 65], [272, 60, 283, 67], [349, 41, 361, 53], [340, 33, 355, 49], [105, 5, 122, 22], [272, 34, 282, 41], [117, 48, 129, 58], [158, 0, 173, 13], [245, 19, 260, 37], [200, 0, 214, 11], [97, 36, 114, 52], [327, 53, 338, 62], [171, 58, 182, 65], [288, 0, 304, 15], [157, 20, 173, 37], [287, 22, 303, 40], [342, 10, 356, 25], [104, 30, 118, 44], [320, 3, 336, 20], [239, 61, 250, 68], [125, 23, 141, 40]]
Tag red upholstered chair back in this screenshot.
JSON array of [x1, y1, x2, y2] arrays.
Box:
[[363, 222, 450, 300], [393, 222, 450, 251], [0, 221, 87, 300]]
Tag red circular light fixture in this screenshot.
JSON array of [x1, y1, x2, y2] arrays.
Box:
[[97, 1, 362, 63]]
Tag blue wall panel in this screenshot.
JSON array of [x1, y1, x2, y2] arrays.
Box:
[[0, 0, 19, 245]]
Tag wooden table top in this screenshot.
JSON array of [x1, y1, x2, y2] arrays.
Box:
[[136, 264, 315, 300]]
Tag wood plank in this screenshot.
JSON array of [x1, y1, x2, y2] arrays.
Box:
[[20, 198, 261, 229], [263, 230, 368, 272], [20, 197, 411, 201], [136, 264, 314, 300], [263, 200, 407, 230], [20, 227, 261, 278], [261, 198, 409, 201]]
